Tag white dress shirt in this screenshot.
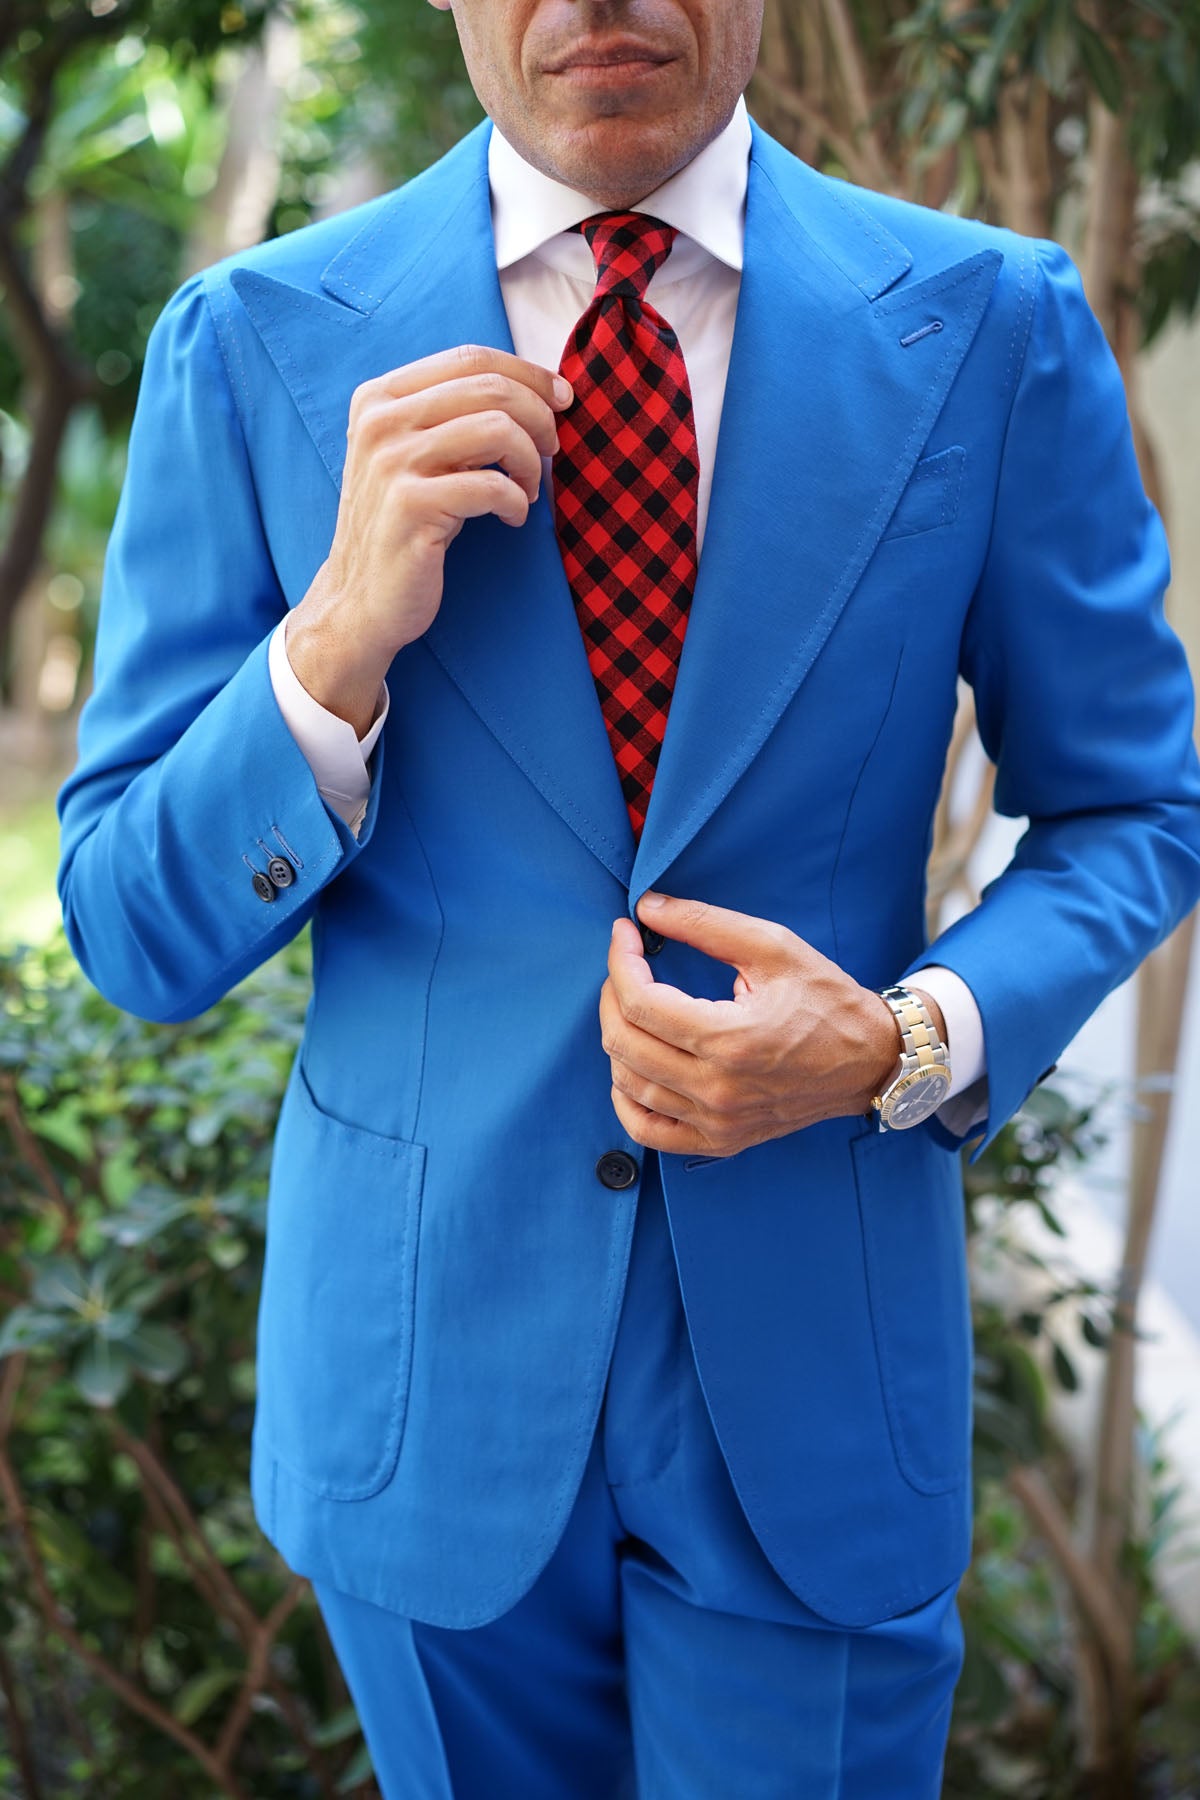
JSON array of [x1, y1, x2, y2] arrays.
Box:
[[268, 96, 989, 1128]]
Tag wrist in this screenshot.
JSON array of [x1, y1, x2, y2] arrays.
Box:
[[286, 576, 390, 738], [851, 988, 904, 1115]]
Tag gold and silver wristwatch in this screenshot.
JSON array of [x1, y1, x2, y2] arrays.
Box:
[[870, 985, 952, 1130]]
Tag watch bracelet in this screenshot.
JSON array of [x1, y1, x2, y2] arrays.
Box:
[[877, 984, 950, 1078]]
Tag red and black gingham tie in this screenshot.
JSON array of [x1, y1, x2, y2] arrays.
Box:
[[552, 212, 700, 840]]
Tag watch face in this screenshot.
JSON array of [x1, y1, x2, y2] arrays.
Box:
[[881, 1068, 951, 1129]]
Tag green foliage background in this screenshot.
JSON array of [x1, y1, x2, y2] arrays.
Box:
[[0, 0, 480, 688]]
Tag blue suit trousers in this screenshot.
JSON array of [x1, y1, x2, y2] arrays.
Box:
[[311, 1155, 964, 1798]]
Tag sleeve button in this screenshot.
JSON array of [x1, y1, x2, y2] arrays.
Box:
[[251, 870, 278, 903], [267, 855, 296, 889]]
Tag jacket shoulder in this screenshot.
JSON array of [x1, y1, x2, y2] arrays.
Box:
[[848, 177, 1046, 303]]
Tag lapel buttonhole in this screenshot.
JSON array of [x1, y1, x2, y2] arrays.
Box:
[[899, 319, 945, 348]]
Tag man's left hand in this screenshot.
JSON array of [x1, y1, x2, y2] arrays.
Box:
[[599, 893, 917, 1158]]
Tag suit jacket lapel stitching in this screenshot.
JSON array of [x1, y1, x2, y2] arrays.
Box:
[[322, 161, 491, 315], [872, 246, 1003, 321], [802, 175, 911, 301], [749, 148, 911, 303]]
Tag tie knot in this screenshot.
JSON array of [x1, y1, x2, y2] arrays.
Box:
[[577, 211, 678, 301]]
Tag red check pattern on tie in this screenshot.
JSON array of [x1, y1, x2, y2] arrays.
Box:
[[553, 212, 700, 839]]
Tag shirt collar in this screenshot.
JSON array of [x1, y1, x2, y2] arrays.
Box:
[[488, 94, 751, 276]]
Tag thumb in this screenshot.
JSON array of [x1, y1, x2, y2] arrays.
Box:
[[635, 893, 796, 981], [610, 915, 655, 987]]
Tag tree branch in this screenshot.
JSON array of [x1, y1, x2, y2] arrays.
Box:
[[1081, 96, 1136, 343], [0, 1631, 43, 1800], [0, 1350, 25, 1447], [1008, 1463, 1133, 1686], [817, 0, 895, 191], [0, 1445, 248, 1798], [0, 224, 91, 668], [749, 67, 874, 185], [0, 1072, 75, 1230], [112, 1421, 263, 1645], [213, 1578, 307, 1772], [1090, 911, 1197, 1581], [995, 78, 1055, 237]]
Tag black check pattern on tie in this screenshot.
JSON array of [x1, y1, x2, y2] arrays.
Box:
[[552, 212, 700, 840]]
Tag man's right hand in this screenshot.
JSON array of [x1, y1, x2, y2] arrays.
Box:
[[285, 345, 574, 736]]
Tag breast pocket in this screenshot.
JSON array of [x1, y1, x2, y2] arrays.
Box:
[[881, 446, 966, 541], [850, 1122, 972, 1495], [253, 1059, 425, 1500]]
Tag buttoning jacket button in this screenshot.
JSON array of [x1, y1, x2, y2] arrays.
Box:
[[251, 870, 278, 903], [267, 855, 296, 889], [639, 922, 665, 956], [596, 1150, 639, 1191]]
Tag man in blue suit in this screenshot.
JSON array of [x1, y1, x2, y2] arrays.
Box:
[[57, 0, 1200, 1792]]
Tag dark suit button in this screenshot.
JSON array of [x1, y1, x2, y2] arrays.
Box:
[[267, 855, 296, 889], [639, 922, 665, 956], [251, 870, 277, 903], [596, 1150, 639, 1191]]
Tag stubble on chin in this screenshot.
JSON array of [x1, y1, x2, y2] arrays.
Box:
[[496, 92, 725, 209]]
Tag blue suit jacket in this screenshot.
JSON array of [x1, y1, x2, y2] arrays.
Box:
[[58, 118, 1200, 1629]]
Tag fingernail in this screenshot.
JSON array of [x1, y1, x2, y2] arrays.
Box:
[[640, 891, 665, 910], [553, 375, 573, 406]]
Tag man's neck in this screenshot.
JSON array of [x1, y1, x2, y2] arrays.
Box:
[[488, 96, 752, 274]]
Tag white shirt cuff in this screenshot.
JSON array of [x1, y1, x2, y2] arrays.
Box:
[[268, 616, 388, 837], [907, 963, 989, 1138]]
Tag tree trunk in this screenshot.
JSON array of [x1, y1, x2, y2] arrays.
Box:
[[0, 211, 88, 693], [183, 15, 299, 276]]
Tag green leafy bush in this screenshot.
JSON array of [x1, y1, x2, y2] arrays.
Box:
[[0, 930, 377, 1799], [0, 932, 1195, 1796]]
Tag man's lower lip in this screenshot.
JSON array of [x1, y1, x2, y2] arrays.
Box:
[[551, 59, 672, 83]]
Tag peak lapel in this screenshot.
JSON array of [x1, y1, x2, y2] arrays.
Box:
[[231, 123, 635, 886], [631, 130, 1002, 897]]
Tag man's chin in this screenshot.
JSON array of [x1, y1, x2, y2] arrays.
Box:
[[526, 111, 704, 206]]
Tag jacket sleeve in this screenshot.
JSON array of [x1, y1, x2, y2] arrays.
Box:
[[904, 240, 1200, 1156], [56, 272, 384, 1023]]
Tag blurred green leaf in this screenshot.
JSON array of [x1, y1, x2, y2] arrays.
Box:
[[312, 1704, 365, 1748], [121, 1319, 189, 1380], [1076, 19, 1124, 113], [335, 1740, 376, 1793], [0, 1305, 70, 1354], [73, 1335, 135, 1406], [172, 1665, 241, 1726]]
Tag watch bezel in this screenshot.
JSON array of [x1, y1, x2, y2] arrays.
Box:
[[875, 1063, 952, 1129]]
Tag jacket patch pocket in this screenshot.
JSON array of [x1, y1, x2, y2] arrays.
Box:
[[881, 446, 965, 541], [254, 1059, 425, 1500], [850, 1123, 971, 1496]]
